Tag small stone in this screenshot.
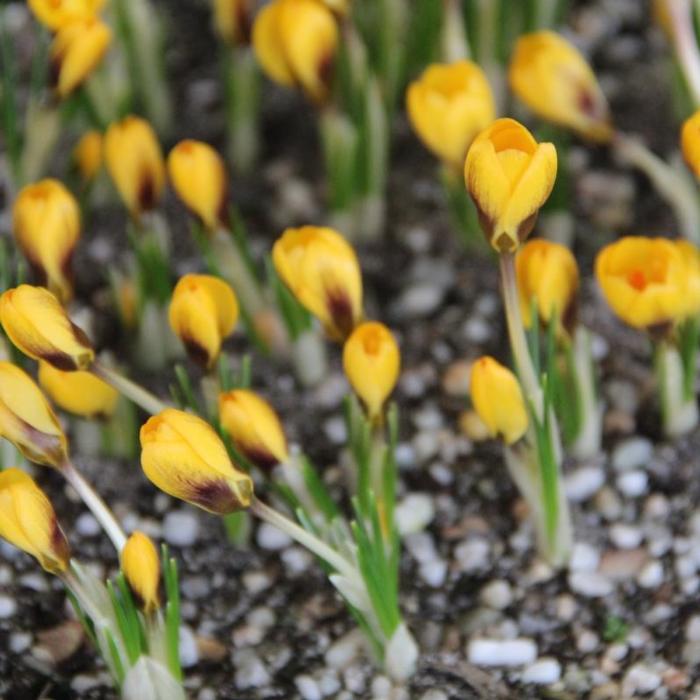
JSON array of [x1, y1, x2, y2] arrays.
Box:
[[555, 594, 577, 622], [467, 638, 537, 667], [566, 467, 605, 502], [442, 361, 472, 397], [521, 657, 561, 685], [570, 542, 600, 572], [599, 548, 647, 580], [75, 513, 100, 537], [637, 561, 663, 589], [687, 616, 700, 642], [420, 559, 447, 588], [454, 538, 490, 572], [395, 493, 434, 535], [233, 649, 270, 689], [325, 630, 363, 669], [281, 546, 312, 575], [595, 487, 623, 520], [463, 317, 491, 343], [568, 571, 613, 597], [323, 416, 347, 444], [179, 626, 199, 668], [395, 284, 445, 318], [256, 522, 292, 550], [36, 621, 84, 665], [243, 571, 272, 594], [0, 594, 17, 618], [163, 510, 199, 547], [616, 470, 648, 498], [610, 524, 643, 549], [458, 410, 490, 441], [622, 663, 661, 696], [612, 437, 652, 471], [643, 494, 669, 519], [295, 675, 322, 700], [576, 629, 599, 653], [196, 635, 227, 662], [420, 692, 448, 700], [9, 632, 31, 654], [479, 580, 513, 610], [370, 676, 392, 697]]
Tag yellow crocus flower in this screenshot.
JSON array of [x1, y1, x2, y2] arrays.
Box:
[[406, 60, 495, 171], [104, 116, 166, 218], [213, 0, 252, 45], [0, 468, 71, 574], [682, 110, 700, 179], [38, 362, 119, 419], [252, 0, 338, 103], [464, 118, 557, 253], [219, 389, 289, 471], [73, 130, 103, 183], [0, 362, 68, 468], [0, 285, 94, 371], [13, 179, 81, 303], [470, 356, 529, 445], [509, 31, 612, 142], [28, 0, 105, 30], [121, 531, 160, 613], [343, 321, 400, 421], [595, 236, 693, 331], [272, 226, 362, 341], [50, 17, 112, 99], [167, 140, 228, 231], [140, 408, 254, 515], [516, 239, 579, 333], [168, 274, 239, 368]]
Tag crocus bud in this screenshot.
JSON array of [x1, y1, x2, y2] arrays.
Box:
[[28, 0, 105, 30], [509, 31, 612, 143], [104, 116, 166, 218], [516, 239, 579, 333], [39, 362, 119, 419], [167, 141, 228, 231], [253, 0, 338, 103], [140, 409, 254, 514], [272, 226, 362, 341], [464, 118, 557, 253], [121, 531, 160, 613], [406, 61, 495, 171], [50, 18, 112, 99], [682, 110, 700, 178], [0, 362, 68, 468], [213, 0, 252, 45], [12, 179, 81, 303], [0, 468, 71, 574], [0, 285, 94, 371], [470, 357, 528, 445], [73, 130, 103, 184], [595, 237, 695, 332], [168, 274, 239, 368], [218, 389, 288, 471], [343, 322, 400, 421]]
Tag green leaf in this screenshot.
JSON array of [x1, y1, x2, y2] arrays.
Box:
[[301, 455, 340, 521], [679, 317, 700, 401], [162, 547, 182, 681]]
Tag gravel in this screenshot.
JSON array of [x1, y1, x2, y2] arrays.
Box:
[[467, 638, 538, 667]]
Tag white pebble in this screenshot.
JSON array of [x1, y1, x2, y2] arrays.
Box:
[[395, 493, 434, 535], [75, 513, 100, 537], [420, 559, 447, 588], [566, 467, 605, 502], [256, 523, 292, 550], [163, 510, 199, 547], [521, 657, 561, 685], [454, 539, 490, 572], [616, 470, 648, 498], [576, 630, 599, 653], [612, 438, 652, 471], [295, 675, 322, 700], [610, 524, 643, 549], [371, 675, 392, 697], [622, 663, 661, 695], [568, 571, 613, 598], [0, 594, 17, 619], [569, 542, 600, 572], [467, 638, 537, 667], [637, 561, 663, 589], [9, 632, 31, 653], [687, 616, 700, 642], [396, 284, 445, 318], [281, 547, 312, 575], [234, 649, 270, 689], [325, 630, 363, 669], [479, 580, 513, 610], [323, 416, 347, 444], [179, 626, 199, 668]]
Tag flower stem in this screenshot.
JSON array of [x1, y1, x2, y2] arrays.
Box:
[[668, 0, 700, 108], [92, 362, 169, 416]]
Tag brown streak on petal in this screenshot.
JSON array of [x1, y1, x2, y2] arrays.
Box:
[[326, 289, 355, 340], [41, 351, 79, 371], [137, 174, 156, 213], [517, 212, 538, 244], [51, 520, 71, 569], [69, 321, 94, 351], [239, 444, 278, 473], [237, 0, 252, 44], [647, 320, 674, 342], [191, 480, 240, 514], [183, 338, 212, 368]]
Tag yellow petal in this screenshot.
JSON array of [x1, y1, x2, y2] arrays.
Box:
[[13, 179, 81, 303], [343, 321, 400, 420], [682, 109, 700, 179], [213, 0, 252, 45], [73, 130, 103, 183], [0, 285, 94, 371], [28, 0, 105, 30], [140, 409, 253, 514], [0, 468, 71, 574], [252, 1, 296, 87], [219, 389, 289, 470], [470, 356, 528, 445], [121, 531, 160, 613]]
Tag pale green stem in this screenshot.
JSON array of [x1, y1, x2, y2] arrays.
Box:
[[92, 361, 168, 415], [668, 0, 700, 108], [62, 461, 127, 552], [442, 0, 471, 61], [656, 340, 699, 438], [226, 47, 259, 174]]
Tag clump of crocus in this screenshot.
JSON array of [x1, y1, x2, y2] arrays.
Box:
[[596, 236, 700, 437], [13, 179, 81, 303]]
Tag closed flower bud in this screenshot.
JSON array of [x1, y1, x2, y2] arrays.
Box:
[[0, 362, 68, 468], [343, 322, 400, 421], [677, 240, 700, 316], [253, 0, 338, 103], [104, 116, 166, 218], [13, 179, 81, 303], [28, 0, 105, 30], [167, 141, 228, 231], [516, 239, 579, 333], [219, 389, 288, 471], [140, 409, 254, 515], [595, 237, 694, 331], [470, 357, 528, 445], [0, 285, 94, 371], [465, 118, 557, 253], [50, 18, 112, 99], [682, 110, 700, 178], [121, 531, 160, 613], [213, 0, 252, 45], [73, 130, 103, 183], [406, 61, 495, 171], [0, 468, 71, 574], [509, 31, 612, 142], [272, 226, 362, 341], [168, 274, 239, 368], [39, 362, 119, 419]]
